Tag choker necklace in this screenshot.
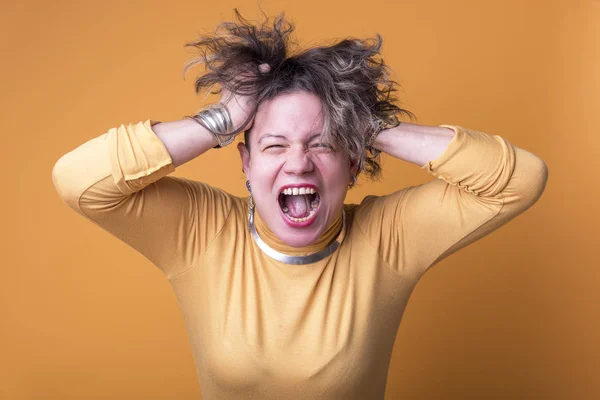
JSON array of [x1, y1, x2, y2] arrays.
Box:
[[248, 197, 346, 265]]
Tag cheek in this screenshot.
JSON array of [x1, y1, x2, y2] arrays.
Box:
[[250, 157, 283, 186], [318, 155, 351, 180], [317, 160, 351, 200]]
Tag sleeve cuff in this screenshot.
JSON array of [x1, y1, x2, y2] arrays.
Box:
[[420, 125, 516, 197], [109, 120, 176, 195]]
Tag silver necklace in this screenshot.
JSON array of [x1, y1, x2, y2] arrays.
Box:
[[247, 196, 346, 265]]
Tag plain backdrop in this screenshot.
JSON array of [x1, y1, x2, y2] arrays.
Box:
[[1, 0, 598, 399]]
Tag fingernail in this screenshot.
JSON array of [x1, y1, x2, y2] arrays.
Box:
[[258, 63, 270, 73]]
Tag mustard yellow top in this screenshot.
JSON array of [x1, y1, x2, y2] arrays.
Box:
[[52, 120, 548, 399]]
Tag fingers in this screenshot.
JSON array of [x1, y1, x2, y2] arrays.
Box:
[[220, 87, 235, 104], [217, 62, 270, 131], [258, 63, 271, 73]]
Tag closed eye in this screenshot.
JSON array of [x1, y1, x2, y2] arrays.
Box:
[[311, 143, 334, 150]]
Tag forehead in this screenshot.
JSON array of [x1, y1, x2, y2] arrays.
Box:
[[250, 91, 324, 144]]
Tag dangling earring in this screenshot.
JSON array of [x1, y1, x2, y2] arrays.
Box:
[[246, 180, 254, 212], [348, 175, 357, 188]]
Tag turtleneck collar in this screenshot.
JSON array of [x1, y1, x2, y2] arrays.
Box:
[[252, 200, 346, 257]]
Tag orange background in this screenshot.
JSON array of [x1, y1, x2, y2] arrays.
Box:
[[2, 0, 598, 399]]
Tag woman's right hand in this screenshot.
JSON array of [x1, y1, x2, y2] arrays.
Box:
[[220, 63, 271, 133]]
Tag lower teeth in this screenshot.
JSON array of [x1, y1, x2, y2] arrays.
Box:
[[285, 208, 317, 223]]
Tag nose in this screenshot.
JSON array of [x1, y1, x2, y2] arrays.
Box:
[[282, 147, 315, 175]]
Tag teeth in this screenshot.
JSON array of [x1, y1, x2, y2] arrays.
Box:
[[282, 206, 289, 212], [281, 187, 317, 195], [284, 208, 317, 223], [311, 200, 319, 208]]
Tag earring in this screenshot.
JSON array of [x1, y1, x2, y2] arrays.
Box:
[[348, 176, 357, 188], [246, 180, 254, 213]]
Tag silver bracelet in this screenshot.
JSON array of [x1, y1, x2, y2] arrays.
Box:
[[184, 103, 236, 148], [366, 114, 400, 148]]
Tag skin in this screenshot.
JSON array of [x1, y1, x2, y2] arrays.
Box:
[[237, 91, 358, 248]]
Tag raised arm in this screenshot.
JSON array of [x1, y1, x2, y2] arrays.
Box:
[[51, 89, 254, 278], [358, 123, 549, 277], [152, 88, 254, 168], [373, 121, 457, 167]]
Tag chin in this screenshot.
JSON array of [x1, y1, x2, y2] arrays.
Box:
[[269, 194, 326, 247]]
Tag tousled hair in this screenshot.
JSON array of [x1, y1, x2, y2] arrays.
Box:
[[183, 10, 415, 179]]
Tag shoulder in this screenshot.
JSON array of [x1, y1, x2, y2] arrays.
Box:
[[157, 176, 243, 213], [347, 187, 416, 220]]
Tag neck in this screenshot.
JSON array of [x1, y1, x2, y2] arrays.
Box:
[[252, 202, 345, 257]]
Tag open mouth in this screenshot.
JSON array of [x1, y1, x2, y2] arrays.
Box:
[[278, 186, 320, 224]]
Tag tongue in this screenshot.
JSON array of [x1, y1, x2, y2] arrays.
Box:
[[284, 195, 310, 218]]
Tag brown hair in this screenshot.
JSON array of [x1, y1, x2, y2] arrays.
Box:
[[183, 10, 414, 179]]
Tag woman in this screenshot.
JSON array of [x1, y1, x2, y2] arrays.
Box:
[[52, 11, 548, 400]]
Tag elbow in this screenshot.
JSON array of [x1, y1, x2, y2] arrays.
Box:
[[530, 156, 549, 205], [52, 154, 66, 198], [517, 149, 549, 207], [52, 153, 82, 211]]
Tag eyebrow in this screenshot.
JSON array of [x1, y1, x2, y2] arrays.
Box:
[[257, 134, 287, 145], [257, 133, 324, 145]]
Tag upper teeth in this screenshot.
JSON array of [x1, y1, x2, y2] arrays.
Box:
[[282, 187, 316, 195]]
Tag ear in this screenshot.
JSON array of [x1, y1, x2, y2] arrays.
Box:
[[348, 158, 359, 182], [237, 142, 251, 179]]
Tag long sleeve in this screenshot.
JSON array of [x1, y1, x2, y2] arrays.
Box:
[[355, 125, 549, 277], [52, 120, 233, 278]]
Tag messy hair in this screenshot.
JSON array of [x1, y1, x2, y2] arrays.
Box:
[[183, 10, 414, 179]]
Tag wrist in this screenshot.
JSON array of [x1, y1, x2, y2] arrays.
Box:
[[367, 114, 401, 149], [185, 103, 237, 148], [228, 105, 252, 131]]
